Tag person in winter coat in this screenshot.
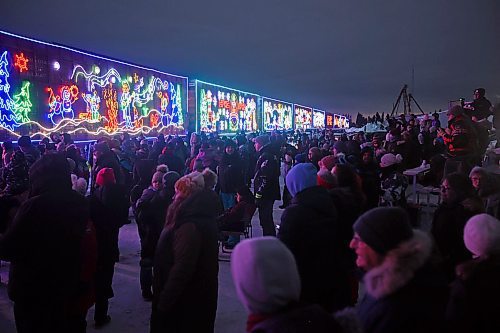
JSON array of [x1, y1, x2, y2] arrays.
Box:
[[218, 186, 257, 248], [278, 163, 351, 312], [196, 142, 219, 172], [218, 140, 243, 209], [158, 143, 185, 174], [231, 237, 345, 333], [432, 172, 484, 281], [17, 135, 40, 168], [135, 170, 178, 300], [0, 154, 92, 333], [350, 207, 448, 333], [253, 135, 281, 236], [1, 141, 14, 168], [379, 153, 408, 207], [357, 147, 381, 210], [148, 134, 166, 164], [469, 166, 500, 219], [446, 214, 500, 332], [0, 150, 29, 197], [151, 172, 220, 333], [91, 141, 123, 192], [330, 164, 366, 247], [89, 167, 129, 327], [279, 152, 294, 208], [437, 106, 477, 174], [130, 156, 156, 213]]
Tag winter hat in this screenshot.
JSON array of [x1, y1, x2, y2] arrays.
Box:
[[202, 168, 218, 190], [317, 169, 337, 190], [71, 174, 88, 196], [17, 135, 32, 148], [152, 164, 169, 184], [380, 153, 403, 168], [174, 172, 205, 199], [286, 163, 318, 197], [152, 171, 165, 184], [231, 237, 301, 314], [96, 167, 116, 187], [353, 207, 413, 255], [319, 155, 336, 171], [163, 171, 181, 191], [333, 141, 347, 154], [468, 166, 487, 178], [294, 153, 306, 164], [156, 164, 169, 173], [29, 154, 72, 195], [464, 214, 500, 258], [254, 135, 270, 147]]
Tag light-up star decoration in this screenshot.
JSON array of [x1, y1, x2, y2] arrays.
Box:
[[14, 53, 29, 73]]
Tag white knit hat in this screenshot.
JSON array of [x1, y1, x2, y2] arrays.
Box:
[[231, 237, 301, 314], [464, 214, 500, 258], [380, 153, 403, 168]]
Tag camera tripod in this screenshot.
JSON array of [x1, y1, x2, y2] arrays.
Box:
[[390, 84, 425, 117]]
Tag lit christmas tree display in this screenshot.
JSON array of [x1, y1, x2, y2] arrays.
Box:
[[12, 81, 32, 123], [0, 51, 19, 131]]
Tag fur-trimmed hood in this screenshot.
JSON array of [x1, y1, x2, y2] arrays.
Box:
[[363, 230, 432, 298]]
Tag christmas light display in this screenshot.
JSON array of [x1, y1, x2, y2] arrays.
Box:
[[334, 114, 340, 127], [12, 81, 32, 123], [0, 30, 350, 141], [0, 31, 188, 140], [14, 52, 29, 73], [195, 80, 259, 134], [312, 109, 325, 129], [326, 114, 334, 128], [339, 115, 349, 128], [293, 104, 313, 130], [262, 97, 293, 131], [0, 51, 20, 131]]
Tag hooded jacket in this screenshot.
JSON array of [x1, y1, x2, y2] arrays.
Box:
[[151, 189, 220, 333], [447, 255, 500, 333], [357, 230, 448, 333], [254, 143, 281, 201], [278, 185, 351, 312], [431, 198, 484, 281], [218, 151, 243, 193], [0, 154, 90, 330]]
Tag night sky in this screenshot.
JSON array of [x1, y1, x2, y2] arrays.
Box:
[[1, 0, 499, 116]]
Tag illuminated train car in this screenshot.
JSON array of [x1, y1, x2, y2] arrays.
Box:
[[262, 97, 293, 131], [312, 109, 326, 129], [325, 113, 334, 129], [195, 80, 259, 134], [293, 104, 313, 130], [0, 31, 188, 141]]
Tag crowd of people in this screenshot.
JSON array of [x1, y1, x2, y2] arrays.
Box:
[[0, 88, 499, 333]]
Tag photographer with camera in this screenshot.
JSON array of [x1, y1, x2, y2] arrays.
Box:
[[463, 88, 492, 122]]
